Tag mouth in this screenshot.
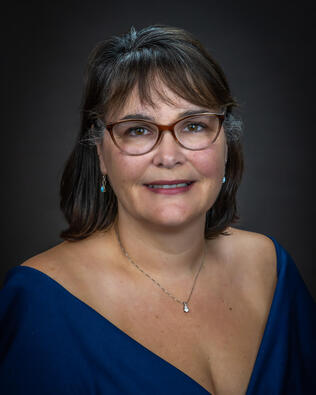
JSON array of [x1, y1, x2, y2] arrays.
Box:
[[144, 180, 195, 193], [145, 179, 194, 188], [146, 182, 193, 189]]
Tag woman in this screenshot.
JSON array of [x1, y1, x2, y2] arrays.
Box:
[[0, 25, 315, 395]]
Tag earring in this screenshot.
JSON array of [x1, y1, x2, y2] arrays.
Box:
[[222, 176, 226, 184], [100, 175, 107, 192]]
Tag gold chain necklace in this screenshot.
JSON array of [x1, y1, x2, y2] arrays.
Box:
[[115, 226, 205, 313]]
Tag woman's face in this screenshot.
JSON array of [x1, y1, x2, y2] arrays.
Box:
[[97, 83, 227, 230]]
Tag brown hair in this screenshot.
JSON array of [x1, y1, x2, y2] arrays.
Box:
[[60, 25, 243, 240]]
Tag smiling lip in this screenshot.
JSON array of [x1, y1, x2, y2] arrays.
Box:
[[144, 180, 195, 195]]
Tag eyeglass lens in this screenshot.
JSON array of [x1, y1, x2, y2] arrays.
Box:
[[112, 114, 221, 155]]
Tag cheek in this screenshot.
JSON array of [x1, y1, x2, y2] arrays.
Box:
[[103, 144, 148, 186], [190, 148, 224, 178]]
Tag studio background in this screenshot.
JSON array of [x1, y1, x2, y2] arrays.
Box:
[[1, 1, 315, 300]]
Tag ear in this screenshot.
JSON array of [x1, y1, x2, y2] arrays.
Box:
[[96, 141, 107, 175]]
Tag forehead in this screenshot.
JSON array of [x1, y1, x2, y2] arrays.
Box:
[[107, 80, 211, 122]]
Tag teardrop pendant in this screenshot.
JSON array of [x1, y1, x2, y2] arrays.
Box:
[[183, 302, 190, 313], [100, 175, 107, 193]]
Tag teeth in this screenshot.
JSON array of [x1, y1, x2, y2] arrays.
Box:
[[148, 183, 191, 189]]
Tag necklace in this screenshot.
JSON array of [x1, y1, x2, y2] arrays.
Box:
[[115, 226, 205, 313]]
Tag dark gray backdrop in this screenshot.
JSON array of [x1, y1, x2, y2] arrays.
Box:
[[1, 1, 315, 300]]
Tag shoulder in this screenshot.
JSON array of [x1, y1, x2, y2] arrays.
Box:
[[19, 230, 117, 297], [213, 227, 277, 267], [225, 227, 277, 262], [227, 226, 277, 279], [1, 260, 90, 394], [20, 242, 71, 284], [2, 241, 74, 310], [2, 240, 95, 329], [1, 251, 68, 337], [20, 231, 100, 272], [2, 232, 116, 318], [216, 227, 278, 309]]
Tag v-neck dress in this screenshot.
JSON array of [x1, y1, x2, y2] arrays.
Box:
[[0, 236, 315, 394]]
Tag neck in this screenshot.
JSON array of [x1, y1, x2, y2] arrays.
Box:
[[113, 213, 206, 279]]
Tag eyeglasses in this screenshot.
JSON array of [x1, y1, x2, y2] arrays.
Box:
[[105, 111, 225, 156]]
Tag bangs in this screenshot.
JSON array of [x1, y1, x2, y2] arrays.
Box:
[[103, 46, 235, 121]]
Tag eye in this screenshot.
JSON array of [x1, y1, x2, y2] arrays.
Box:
[[126, 127, 151, 137], [183, 122, 205, 133]]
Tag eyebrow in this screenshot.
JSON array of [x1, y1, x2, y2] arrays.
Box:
[[119, 108, 213, 122]]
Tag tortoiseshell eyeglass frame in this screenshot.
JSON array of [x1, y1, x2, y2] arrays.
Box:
[[105, 110, 226, 156]]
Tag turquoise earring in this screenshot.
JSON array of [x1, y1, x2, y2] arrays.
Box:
[[100, 175, 107, 192], [222, 176, 226, 184]]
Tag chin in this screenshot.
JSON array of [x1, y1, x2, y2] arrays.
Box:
[[141, 206, 203, 229]]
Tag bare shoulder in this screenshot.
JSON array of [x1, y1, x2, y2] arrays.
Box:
[[20, 241, 74, 282], [219, 227, 278, 306], [19, 230, 116, 289], [20, 233, 97, 275], [226, 227, 277, 263]]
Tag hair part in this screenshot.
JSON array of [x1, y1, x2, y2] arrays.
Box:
[[60, 25, 244, 241]]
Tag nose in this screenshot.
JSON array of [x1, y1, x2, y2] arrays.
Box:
[[152, 130, 186, 168]]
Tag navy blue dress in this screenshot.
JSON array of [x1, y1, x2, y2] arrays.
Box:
[[0, 236, 315, 394]]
